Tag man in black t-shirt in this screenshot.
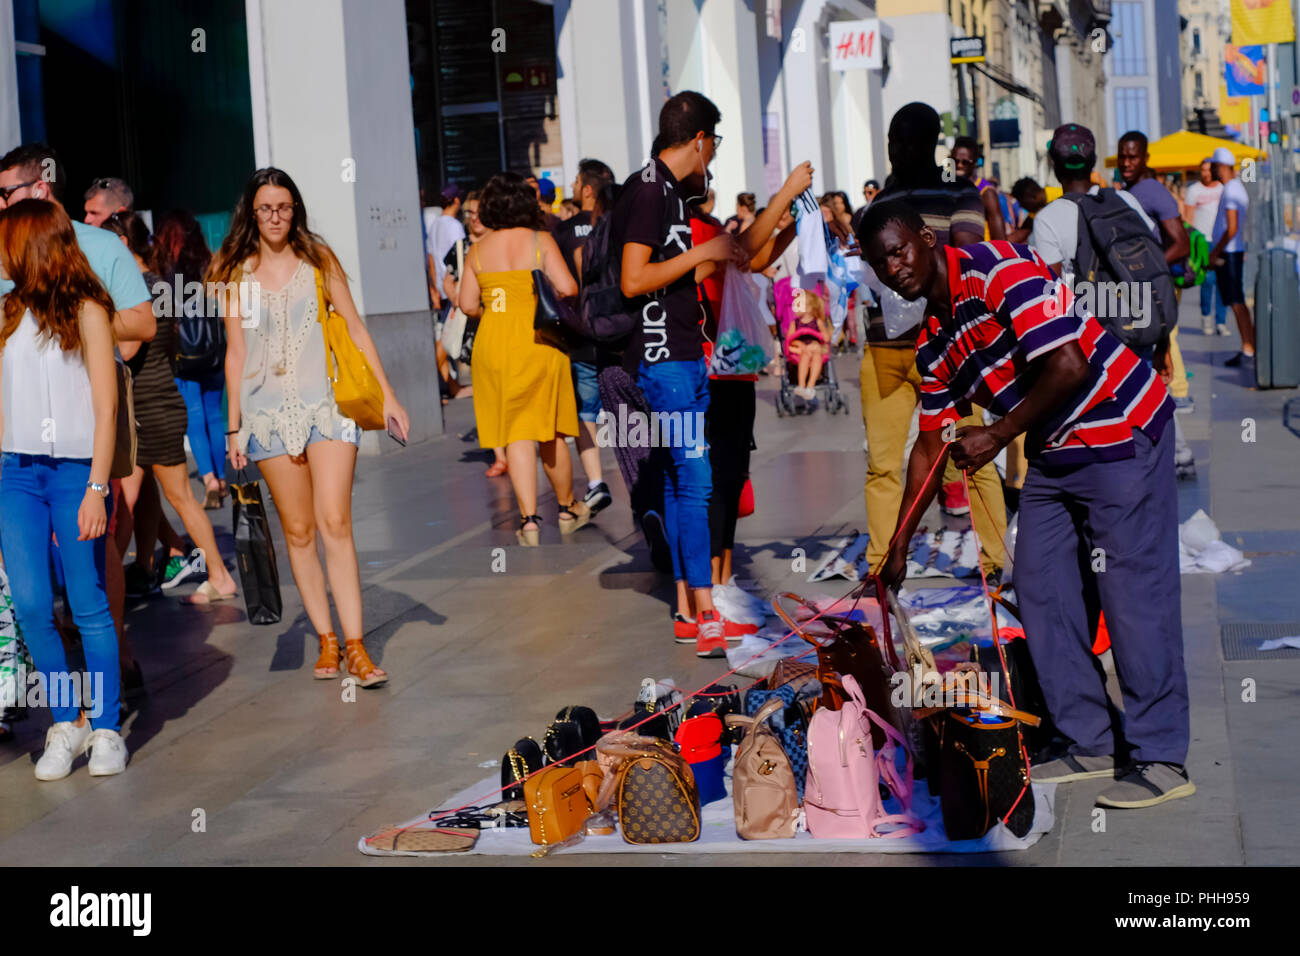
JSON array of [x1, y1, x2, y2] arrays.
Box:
[[610, 90, 745, 658], [554, 158, 617, 518]]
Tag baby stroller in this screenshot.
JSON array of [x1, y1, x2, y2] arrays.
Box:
[[772, 283, 848, 417], [775, 351, 847, 416]]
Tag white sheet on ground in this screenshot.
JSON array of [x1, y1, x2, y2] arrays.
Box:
[[360, 769, 1055, 857]]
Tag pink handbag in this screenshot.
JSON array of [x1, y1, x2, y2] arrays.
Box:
[[804, 674, 925, 839]]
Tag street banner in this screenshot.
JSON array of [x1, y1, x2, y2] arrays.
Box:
[[1225, 44, 1267, 96], [830, 19, 881, 71], [1219, 81, 1251, 125], [1230, 0, 1295, 46]]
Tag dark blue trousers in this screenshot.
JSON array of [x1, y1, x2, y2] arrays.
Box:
[[1015, 428, 1189, 765]]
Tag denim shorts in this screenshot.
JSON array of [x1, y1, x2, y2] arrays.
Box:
[[247, 424, 359, 462], [572, 360, 602, 422]]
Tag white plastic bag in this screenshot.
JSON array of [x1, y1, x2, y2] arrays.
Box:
[[710, 265, 775, 376]]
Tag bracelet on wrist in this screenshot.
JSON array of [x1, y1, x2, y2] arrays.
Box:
[[226, 429, 239, 435]]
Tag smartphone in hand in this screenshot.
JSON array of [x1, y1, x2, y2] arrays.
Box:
[[387, 416, 407, 447]]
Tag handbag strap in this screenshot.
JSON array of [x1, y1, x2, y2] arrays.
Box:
[[314, 267, 339, 384], [724, 697, 784, 734]]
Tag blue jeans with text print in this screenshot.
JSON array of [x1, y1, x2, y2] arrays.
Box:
[[637, 359, 712, 590]]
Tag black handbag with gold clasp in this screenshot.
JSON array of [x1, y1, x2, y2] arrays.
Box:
[[939, 711, 1036, 840], [501, 736, 544, 800]]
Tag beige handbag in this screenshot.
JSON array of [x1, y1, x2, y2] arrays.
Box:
[[726, 699, 800, 840]]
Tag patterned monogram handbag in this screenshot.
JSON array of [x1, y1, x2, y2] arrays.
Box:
[[610, 741, 700, 845], [938, 711, 1036, 840]]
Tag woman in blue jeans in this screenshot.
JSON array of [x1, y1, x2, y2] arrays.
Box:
[[154, 211, 229, 510], [0, 199, 127, 779]]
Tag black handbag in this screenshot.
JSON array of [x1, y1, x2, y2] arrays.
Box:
[[459, 317, 478, 364], [553, 706, 601, 754], [685, 683, 743, 744], [231, 470, 282, 625], [532, 266, 575, 352], [938, 711, 1036, 840], [501, 736, 544, 800]]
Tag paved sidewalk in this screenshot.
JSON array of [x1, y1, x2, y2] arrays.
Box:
[[1, 294, 1296, 865]]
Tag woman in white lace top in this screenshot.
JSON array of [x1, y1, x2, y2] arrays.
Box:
[[212, 168, 409, 688]]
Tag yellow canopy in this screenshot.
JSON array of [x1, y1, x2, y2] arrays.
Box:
[[1103, 129, 1266, 171]]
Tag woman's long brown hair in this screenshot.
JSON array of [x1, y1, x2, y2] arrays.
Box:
[[0, 199, 114, 353], [207, 167, 334, 285]]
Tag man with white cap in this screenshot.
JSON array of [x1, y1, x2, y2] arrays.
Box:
[[1206, 146, 1255, 367]]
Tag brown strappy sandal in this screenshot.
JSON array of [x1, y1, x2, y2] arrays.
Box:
[[345, 640, 388, 688], [314, 632, 341, 679]]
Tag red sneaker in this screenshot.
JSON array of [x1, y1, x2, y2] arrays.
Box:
[[673, 613, 697, 644], [940, 480, 970, 516], [696, 610, 727, 658], [723, 616, 758, 640]]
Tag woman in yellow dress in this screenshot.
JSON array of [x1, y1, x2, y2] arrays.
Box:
[[458, 172, 588, 546]]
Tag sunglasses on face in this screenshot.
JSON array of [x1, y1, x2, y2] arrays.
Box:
[[0, 181, 37, 203]]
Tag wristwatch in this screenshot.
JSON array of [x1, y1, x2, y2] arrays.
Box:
[[86, 481, 110, 498]]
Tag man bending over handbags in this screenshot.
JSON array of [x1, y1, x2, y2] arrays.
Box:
[[859, 200, 1194, 810]]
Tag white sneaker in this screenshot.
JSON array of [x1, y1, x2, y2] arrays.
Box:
[[85, 729, 127, 776], [34, 720, 92, 780], [1201, 318, 1215, 335]]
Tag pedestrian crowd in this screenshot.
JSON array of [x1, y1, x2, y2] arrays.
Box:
[[0, 146, 407, 773], [1, 82, 1255, 811]]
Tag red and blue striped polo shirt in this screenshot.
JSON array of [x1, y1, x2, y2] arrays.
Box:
[[916, 241, 1174, 465]]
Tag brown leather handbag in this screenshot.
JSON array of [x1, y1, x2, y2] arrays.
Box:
[[726, 699, 799, 840], [774, 589, 900, 749], [523, 765, 591, 846], [607, 740, 700, 845]]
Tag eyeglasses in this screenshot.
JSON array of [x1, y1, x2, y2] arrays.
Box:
[[0, 180, 37, 203], [711, 135, 723, 151], [254, 203, 295, 221]]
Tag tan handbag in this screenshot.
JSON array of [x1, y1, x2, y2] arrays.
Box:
[[110, 362, 137, 480], [524, 765, 591, 846], [726, 699, 800, 840]]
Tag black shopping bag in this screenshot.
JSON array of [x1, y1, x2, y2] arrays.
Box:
[[232, 470, 282, 624]]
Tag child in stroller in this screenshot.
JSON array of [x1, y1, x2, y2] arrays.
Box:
[[784, 289, 830, 401]]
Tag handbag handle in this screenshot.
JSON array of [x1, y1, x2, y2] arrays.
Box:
[[772, 592, 835, 650], [723, 697, 784, 733], [774, 586, 903, 673]]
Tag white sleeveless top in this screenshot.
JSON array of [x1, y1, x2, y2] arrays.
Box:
[[235, 258, 353, 457], [1, 308, 96, 459]]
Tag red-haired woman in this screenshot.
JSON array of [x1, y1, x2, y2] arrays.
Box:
[[0, 199, 126, 778], [214, 168, 409, 687]]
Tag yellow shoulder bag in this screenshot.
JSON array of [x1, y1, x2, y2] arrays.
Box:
[[314, 267, 385, 431]]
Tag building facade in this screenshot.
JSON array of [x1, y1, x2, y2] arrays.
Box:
[[1104, 0, 1184, 149]]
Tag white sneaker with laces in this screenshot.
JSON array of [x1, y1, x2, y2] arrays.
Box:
[[34, 720, 92, 781], [85, 728, 128, 776]]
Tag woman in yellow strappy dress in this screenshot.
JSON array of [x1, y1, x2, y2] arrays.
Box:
[[458, 172, 588, 546]]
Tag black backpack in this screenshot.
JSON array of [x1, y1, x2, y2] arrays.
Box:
[[574, 212, 640, 342], [574, 177, 674, 343], [172, 285, 227, 380], [1065, 190, 1177, 351]]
